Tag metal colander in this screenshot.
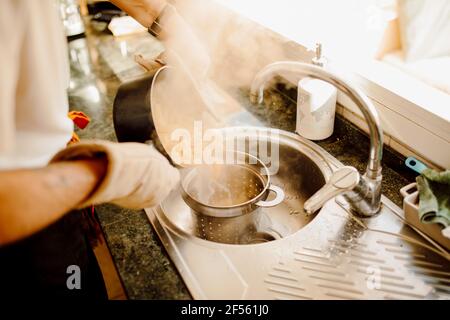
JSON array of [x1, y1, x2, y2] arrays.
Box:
[[181, 152, 285, 244], [183, 164, 265, 207]]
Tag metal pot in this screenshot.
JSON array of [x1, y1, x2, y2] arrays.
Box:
[[113, 73, 156, 143], [181, 152, 285, 244]]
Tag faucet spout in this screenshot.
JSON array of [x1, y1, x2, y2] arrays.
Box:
[[250, 62, 384, 216]]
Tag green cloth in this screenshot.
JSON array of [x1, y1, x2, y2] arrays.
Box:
[[416, 169, 450, 227]]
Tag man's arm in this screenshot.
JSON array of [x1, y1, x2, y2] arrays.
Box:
[[0, 159, 106, 246], [109, 0, 167, 27]]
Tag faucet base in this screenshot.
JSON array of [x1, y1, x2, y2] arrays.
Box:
[[343, 173, 383, 217]]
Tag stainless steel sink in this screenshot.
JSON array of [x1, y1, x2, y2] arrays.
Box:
[[146, 127, 450, 299], [158, 128, 328, 245]]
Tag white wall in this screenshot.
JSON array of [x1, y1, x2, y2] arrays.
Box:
[[218, 0, 393, 64]]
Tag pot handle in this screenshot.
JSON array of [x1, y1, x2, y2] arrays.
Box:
[[256, 185, 285, 208]]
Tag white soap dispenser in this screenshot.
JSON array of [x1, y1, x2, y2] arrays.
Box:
[[296, 44, 337, 140]]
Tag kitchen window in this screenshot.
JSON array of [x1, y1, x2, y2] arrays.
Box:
[[218, 0, 450, 168]]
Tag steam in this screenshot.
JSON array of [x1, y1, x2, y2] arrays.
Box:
[[151, 0, 294, 165], [164, 0, 290, 88], [151, 0, 293, 208]]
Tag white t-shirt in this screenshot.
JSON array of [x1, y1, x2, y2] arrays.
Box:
[[0, 0, 73, 170]]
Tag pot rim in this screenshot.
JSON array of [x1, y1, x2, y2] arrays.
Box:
[[181, 151, 272, 211]]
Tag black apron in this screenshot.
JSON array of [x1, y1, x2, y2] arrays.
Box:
[[0, 211, 107, 299]]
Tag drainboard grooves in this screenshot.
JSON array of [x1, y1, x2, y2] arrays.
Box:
[[407, 266, 450, 277], [350, 253, 385, 264], [309, 275, 354, 285], [302, 246, 324, 253], [295, 258, 336, 268], [325, 292, 362, 300], [433, 290, 450, 300], [374, 287, 426, 299], [385, 247, 426, 257], [317, 284, 364, 296], [433, 285, 450, 295], [394, 257, 443, 268], [421, 275, 450, 284], [356, 268, 405, 281], [264, 280, 305, 291], [330, 247, 347, 255], [379, 274, 405, 281], [349, 260, 395, 272], [302, 266, 346, 277], [329, 243, 377, 256], [348, 247, 377, 256], [376, 240, 406, 248], [267, 288, 312, 300], [377, 280, 415, 290], [273, 266, 291, 273], [294, 251, 330, 261], [328, 239, 369, 248], [267, 273, 298, 282], [436, 293, 450, 300]]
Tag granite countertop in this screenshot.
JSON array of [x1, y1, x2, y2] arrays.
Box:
[[68, 21, 416, 300]]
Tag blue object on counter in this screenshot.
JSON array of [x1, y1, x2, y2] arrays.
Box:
[[405, 156, 428, 174]]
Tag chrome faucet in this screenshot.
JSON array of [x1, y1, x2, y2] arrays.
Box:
[[250, 61, 383, 217]]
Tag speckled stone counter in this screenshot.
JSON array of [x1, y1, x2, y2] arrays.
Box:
[[67, 21, 416, 300]]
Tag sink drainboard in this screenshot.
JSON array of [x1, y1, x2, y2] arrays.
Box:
[[145, 127, 450, 300]]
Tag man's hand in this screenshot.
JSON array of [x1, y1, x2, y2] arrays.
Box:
[[50, 140, 180, 209], [110, 0, 167, 27]]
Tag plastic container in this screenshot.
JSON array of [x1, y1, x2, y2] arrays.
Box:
[[401, 183, 450, 251]]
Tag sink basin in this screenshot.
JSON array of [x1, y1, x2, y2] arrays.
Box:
[[156, 127, 331, 245]]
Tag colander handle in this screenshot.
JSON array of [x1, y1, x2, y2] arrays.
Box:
[[256, 185, 285, 208]]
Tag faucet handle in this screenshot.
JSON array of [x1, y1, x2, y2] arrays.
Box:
[[304, 166, 360, 215]]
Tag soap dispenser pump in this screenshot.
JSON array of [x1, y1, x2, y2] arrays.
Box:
[[296, 43, 337, 140]]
